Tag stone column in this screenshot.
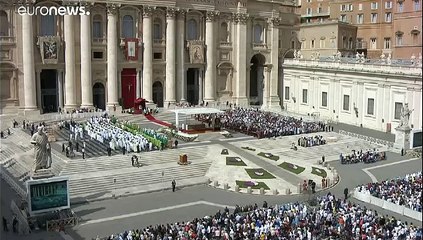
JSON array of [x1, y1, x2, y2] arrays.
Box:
[[262, 65, 272, 108], [199, 69, 203, 103], [22, 12, 37, 110], [36, 70, 41, 111], [204, 11, 219, 104], [176, 10, 187, 102], [136, 69, 141, 98], [233, 13, 249, 106], [165, 8, 177, 107], [64, 15, 77, 110], [142, 6, 155, 102], [268, 17, 281, 108], [106, 4, 119, 110], [80, 11, 93, 108], [57, 70, 64, 109]]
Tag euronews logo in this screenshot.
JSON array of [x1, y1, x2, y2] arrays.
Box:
[[17, 5, 90, 16]]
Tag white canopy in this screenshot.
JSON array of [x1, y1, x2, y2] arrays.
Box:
[[170, 108, 223, 115], [170, 108, 224, 128]]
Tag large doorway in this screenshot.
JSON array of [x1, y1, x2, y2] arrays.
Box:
[[121, 68, 136, 109], [249, 54, 266, 106], [93, 82, 106, 110], [187, 68, 199, 105], [153, 81, 164, 107], [40, 69, 57, 113]]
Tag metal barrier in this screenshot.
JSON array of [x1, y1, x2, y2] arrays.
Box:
[[338, 130, 394, 148]]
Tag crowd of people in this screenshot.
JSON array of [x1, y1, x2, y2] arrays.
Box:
[[357, 172, 422, 213], [99, 193, 422, 240], [297, 135, 326, 147], [198, 108, 329, 139], [340, 149, 386, 164]]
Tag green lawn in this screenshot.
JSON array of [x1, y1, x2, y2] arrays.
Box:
[[311, 167, 327, 178], [257, 152, 280, 161], [278, 162, 305, 174], [241, 146, 256, 151], [245, 168, 276, 179], [236, 180, 270, 190], [226, 157, 247, 166]]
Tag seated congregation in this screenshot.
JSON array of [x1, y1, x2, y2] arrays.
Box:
[[197, 108, 329, 139], [99, 193, 422, 240], [340, 149, 386, 164], [357, 172, 422, 213]]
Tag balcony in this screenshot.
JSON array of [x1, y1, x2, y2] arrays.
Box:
[[153, 39, 165, 46], [253, 43, 268, 49], [93, 38, 106, 45], [0, 36, 16, 46], [219, 41, 232, 48], [301, 12, 331, 18]]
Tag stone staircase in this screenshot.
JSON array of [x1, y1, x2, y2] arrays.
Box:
[[67, 161, 211, 197], [60, 146, 212, 198], [60, 148, 206, 175]]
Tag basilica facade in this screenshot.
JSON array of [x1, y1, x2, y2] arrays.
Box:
[[0, 0, 300, 113]]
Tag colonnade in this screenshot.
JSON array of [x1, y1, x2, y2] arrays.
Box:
[[20, 4, 281, 112]]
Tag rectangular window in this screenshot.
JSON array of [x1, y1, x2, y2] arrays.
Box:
[[307, 8, 312, 15], [371, 13, 378, 23], [396, 35, 403, 46], [370, 38, 377, 49], [153, 52, 163, 60], [92, 22, 102, 39], [398, 2, 403, 12], [385, 1, 392, 9], [311, 40, 315, 48], [343, 95, 350, 111], [349, 4, 354, 11], [359, 3, 363, 10], [302, 89, 308, 103], [285, 87, 290, 100], [385, 12, 392, 22], [357, 14, 364, 24], [394, 102, 403, 120], [340, 14, 347, 22], [322, 92, 328, 107], [93, 51, 103, 59], [415, 0, 421, 11], [371, 2, 378, 9], [384, 38, 391, 49], [367, 98, 375, 115]]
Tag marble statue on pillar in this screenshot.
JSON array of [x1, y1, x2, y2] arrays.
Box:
[[30, 126, 52, 172], [394, 103, 414, 151], [399, 103, 413, 129]]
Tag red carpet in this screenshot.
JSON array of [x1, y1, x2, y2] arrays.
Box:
[[144, 114, 172, 127]]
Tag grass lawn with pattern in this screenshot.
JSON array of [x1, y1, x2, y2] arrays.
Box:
[[278, 162, 305, 174]]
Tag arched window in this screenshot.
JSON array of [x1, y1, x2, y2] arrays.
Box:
[[220, 22, 228, 42], [254, 24, 263, 43], [153, 18, 162, 40], [342, 36, 347, 48], [0, 11, 8, 36], [92, 14, 103, 39], [122, 15, 134, 38], [40, 14, 56, 36], [187, 19, 198, 40], [348, 37, 353, 49]]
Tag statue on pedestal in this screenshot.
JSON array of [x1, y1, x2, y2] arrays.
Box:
[[30, 126, 52, 172], [399, 103, 413, 128]]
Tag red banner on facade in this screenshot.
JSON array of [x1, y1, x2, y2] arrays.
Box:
[[125, 38, 139, 61]]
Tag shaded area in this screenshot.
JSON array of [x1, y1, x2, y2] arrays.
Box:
[[225, 157, 247, 166], [332, 122, 395, 142]]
